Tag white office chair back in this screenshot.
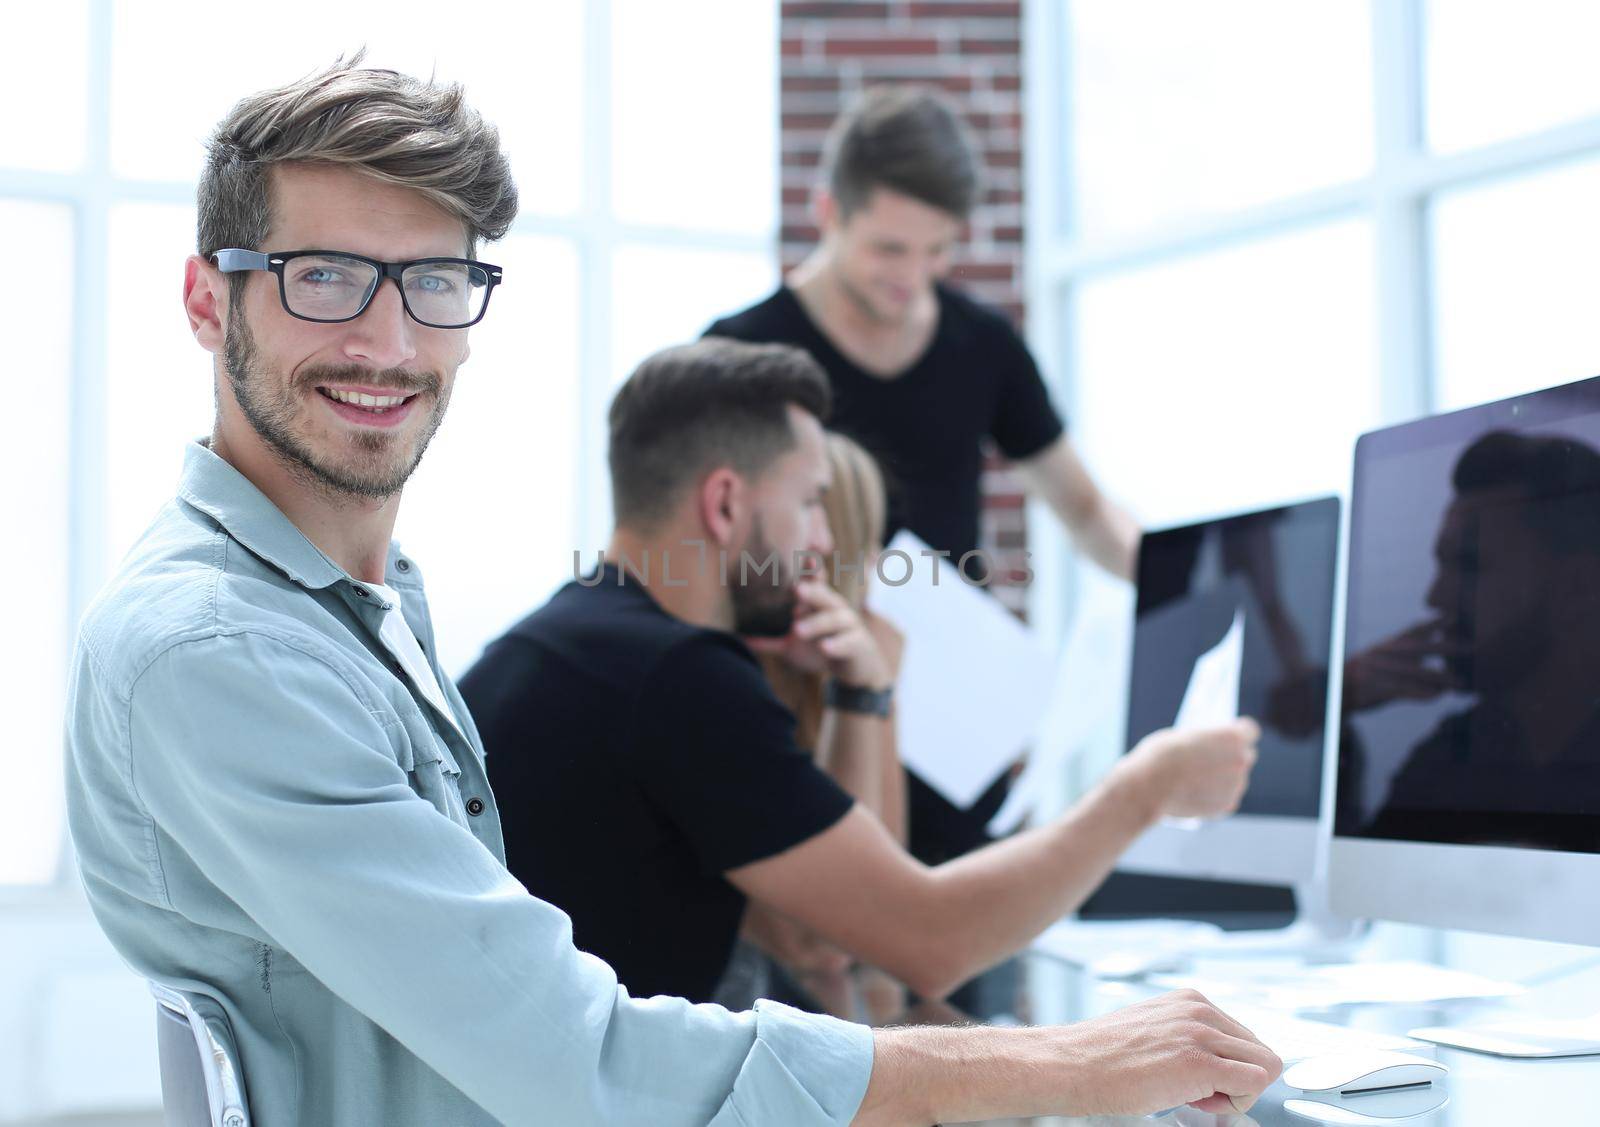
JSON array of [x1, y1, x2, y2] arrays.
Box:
[[149, 981, 249, 1127]]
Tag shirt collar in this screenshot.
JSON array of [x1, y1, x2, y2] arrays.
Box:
[[176, 439, 350, 591]]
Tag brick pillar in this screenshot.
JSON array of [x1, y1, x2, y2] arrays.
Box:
[[778, 0, 1032, 614]]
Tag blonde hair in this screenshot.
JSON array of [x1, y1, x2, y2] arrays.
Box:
[[762, 432, 888, 750], [821, 431, 888, 611], [197, 52, 518, 270]]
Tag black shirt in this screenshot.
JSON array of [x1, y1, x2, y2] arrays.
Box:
[[706, 283, 1066, 570], [458, 570, 855, 1003]]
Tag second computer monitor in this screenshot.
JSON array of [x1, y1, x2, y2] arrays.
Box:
[[1331, 375, 1600, 946], [1116, 496, 1342, 887]]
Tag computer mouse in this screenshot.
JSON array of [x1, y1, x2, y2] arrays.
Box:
[[1282, 1050, 1448, 1095], [1283, 1087, 1448, 1124]]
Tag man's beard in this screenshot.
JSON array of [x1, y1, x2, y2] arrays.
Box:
[[731, 515, 801, 638], [223, 302, 449, 501]]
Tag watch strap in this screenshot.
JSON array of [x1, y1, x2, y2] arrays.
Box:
[[825, 679, 893, 717]]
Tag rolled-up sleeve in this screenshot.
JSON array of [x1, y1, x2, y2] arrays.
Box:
[[709, 1001, 876, 1126], [128, 629, 873, 1126]]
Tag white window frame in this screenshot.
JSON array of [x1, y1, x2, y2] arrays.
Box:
[[1023, 0, 1600, 644]]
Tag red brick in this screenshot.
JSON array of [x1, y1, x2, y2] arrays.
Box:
[[781, 74, 842, 93], [781, 185, 812, 206], [781, 37, 807, 57], [785, 148, 824, 168], [991, 73, 1022, 93], [972, 110, 1022, 133], [985, 148, 1022, 168], [950, 262, 1016, 282], [856, 66, 974, 85], [959, 36, 1021, 55], [781, 111, 843, 131], [981, 490, 1026, 510], [853, 74, 980, 99], [781, 223, 820, 242], [823, 36, 942, 58], [964, 111, 1023, 136], [906, 1, 1021, 16], [783, 1, 892, 17], [992, 225, 1023, 243]]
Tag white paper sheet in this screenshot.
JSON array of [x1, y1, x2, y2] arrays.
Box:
[[1160, 606, 1245, 830], [987, 576, 1131, 835], [869, 531, 1056, 809], [1174, 606, 1244, 732]]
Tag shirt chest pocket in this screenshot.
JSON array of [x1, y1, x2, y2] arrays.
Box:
[[393, 715, 470, 829]]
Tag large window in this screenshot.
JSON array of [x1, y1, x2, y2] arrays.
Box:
[[3, 0, 778, 888], [1028, 0, 1600, 636]]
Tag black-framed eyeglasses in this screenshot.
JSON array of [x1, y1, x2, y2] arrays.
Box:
[[211, 249, 504, 329]]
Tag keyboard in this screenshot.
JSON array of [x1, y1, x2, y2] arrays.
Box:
[[1233, 1009, 1422, 1064]]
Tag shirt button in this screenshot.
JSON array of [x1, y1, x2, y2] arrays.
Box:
[[465, 797, 486, 816], [396, 558, 411, 573], [352, 586, 368, 597]]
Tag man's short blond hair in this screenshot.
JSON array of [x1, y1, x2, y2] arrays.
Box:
[[197, 52, 518, 271]]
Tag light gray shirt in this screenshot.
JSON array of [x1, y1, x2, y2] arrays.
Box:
[[64, 440, 874, 1126]]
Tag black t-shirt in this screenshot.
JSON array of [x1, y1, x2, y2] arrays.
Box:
[[706, 283, 1066, 570], [458, 570, 855, 1003]]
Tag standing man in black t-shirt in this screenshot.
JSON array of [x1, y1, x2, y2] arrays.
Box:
[[707, 85, 1139, 587], [460, 338, 1262, 1014], [707, 88, 1144, 877]]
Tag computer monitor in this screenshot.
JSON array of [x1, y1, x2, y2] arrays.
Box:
[[1331, 374, 1600, 950], [1116, 496, 1342, 889]]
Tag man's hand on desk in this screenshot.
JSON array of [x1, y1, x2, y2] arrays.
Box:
[[1046, 989, 1283, 1116], [854, 989, 1283, 1124]]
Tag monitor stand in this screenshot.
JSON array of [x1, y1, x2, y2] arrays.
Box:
[[1076, 882, 1366, 979], [1186, 881, 1368, 961]]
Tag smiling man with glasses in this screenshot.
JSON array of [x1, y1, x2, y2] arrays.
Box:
[[64, 56, 1277, 1127]]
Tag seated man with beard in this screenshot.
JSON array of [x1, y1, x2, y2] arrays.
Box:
[[460, 337, 1262, 1007]]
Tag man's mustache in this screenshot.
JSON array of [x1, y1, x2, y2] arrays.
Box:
[[298, 367, 441, 396]]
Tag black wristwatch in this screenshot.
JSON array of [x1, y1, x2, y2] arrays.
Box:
[[825, 678, 894, 718]]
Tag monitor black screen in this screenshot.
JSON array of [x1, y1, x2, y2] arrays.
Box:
[[1336, 375, 1600, 853], [1127, 496, 1341, 820]]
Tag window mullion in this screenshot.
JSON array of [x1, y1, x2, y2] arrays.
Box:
[[576, 0, 617, 559], [1370, 0, 1431, 423], [56, 0, 118, 891]]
